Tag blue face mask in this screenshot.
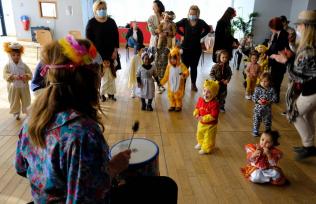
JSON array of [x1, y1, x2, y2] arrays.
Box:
[[189, 15, 198, 21], [96, 9, 107, 17]]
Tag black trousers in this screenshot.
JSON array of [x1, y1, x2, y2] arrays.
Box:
[[181, 48, 202, 85], [109, 176, 178, 204], [271, 65, 286, 102]]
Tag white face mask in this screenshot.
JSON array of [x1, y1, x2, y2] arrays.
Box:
[[295, 30, 302, 44]]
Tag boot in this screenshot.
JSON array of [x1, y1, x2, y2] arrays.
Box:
[[147, 99, 153, 111], [141, 98, 146, 111], [191, 83, 198, 92]]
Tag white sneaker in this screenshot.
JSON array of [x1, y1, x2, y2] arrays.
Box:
[[14, 113, 20, 120], [245, 95, 251, 100], [194, 144, 201, 150], [198, 149, 206, 155], [158, 86, 165, 94]]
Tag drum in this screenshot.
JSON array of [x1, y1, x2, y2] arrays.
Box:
[[110, 138, 160, 177]]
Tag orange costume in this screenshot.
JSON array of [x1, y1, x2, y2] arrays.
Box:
[[193, 80, 220, 154], [160, 47, 189, 111], [241, 144, 286, 185]]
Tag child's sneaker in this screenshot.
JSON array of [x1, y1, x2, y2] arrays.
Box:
[[198, 149, 207, 155], [101, 95, 107, 102], [130, 92, 135, 98], [245, 95, 251, 100], [220, 107, 225, 113], [147, 105, 153, 111], [14, 113, 20, 120], [158, 86, 165, 94], [252, 132, 259, 137], [194, 144, 201, 150], [168, 107, 175, 112], [175, 107, 182, 112]]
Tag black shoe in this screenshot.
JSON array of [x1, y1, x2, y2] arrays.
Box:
[[168, 107, 175, 112], [175, 107, 182, 112], [147, 105, 153, 111], [101, 95, 107, 102], [141, 105, 146, 111], [295, 146, 316, 160]]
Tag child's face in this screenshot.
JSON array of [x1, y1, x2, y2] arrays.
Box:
[[143, 55, 150, 65], [259, 133, 273, 149], [10, 52, 21, 64], [103, 60, 111, 67], [170, 56, 177, 66], [250, 55, 258, 64], [260, 78, 270, 88], [220, 54, 229, 64], [203, 88, 214, 101]]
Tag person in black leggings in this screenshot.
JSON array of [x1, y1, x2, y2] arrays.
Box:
[[176, 5, 210, 91]]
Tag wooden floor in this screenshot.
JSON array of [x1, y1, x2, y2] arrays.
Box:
[[0, 38, 316, 203]]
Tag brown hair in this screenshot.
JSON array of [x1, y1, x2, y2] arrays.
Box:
[[269, 17, 283, 31], [188, 5, 200, 18], [216, 49, 229, 63], [260, 72, 272, 83], [249, 50, 259, 58], [28, 40, 104, 148]]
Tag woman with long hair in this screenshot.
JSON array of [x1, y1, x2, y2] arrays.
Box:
[[176, 5, 210, 91], [271, 10, 316, 160], [15, 37, 177, 203], [213, 7, 238, 63]]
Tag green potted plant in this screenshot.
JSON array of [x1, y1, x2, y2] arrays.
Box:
[[232, 12, 259, 37]]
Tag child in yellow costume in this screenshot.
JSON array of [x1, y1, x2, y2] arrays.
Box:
[[160, 47, 189, 112], [255, 45, 269, 73], [193, 80, 220, 154]]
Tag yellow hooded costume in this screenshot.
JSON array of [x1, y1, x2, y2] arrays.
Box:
[[255, 45, 269, 73], [160, 47, 189, 111], [193, 80, 220, 154]]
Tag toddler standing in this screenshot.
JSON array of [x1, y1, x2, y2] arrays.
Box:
[[245, 51, 261, 100], [210, 50, 232, 112], [252, 73, 277, 137], [3, 42, 32, 120], [100, 58, 117, 101]]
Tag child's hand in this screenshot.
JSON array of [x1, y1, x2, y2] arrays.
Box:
[[222, 80, 229, 85], [253, 149, 262, 158], [197, 116, 202, 122], [263, 147, 271, 158]]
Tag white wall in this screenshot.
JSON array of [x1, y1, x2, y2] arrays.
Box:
[[2, 0, 16, 36], [252, 0, 293, 44], [308, 0, 316, 9], [106, 0, 233, 28], [289, 0, 309, 27], [232, 0, 256, 40], [11, 0, 84, 40]]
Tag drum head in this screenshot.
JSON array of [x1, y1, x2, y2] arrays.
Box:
[[110, 138, 159, 165]]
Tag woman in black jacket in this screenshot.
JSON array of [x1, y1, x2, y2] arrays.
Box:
[[213, 7, 238, 63], [266, 17, 289, 103], [176, 5, 210, 91], [86, 0, 121, 69], [125, 21, 144, 54]]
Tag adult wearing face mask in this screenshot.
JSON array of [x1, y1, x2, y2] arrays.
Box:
[[86, 0, 120, 69], [271, 10, 316, 160], [212, 7, 238, 63], [176, 5, 210, 92]]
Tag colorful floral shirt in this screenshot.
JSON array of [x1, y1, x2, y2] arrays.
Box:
[[15, 110, 111, 204]]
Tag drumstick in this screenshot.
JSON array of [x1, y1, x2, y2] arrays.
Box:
[[128, 121, 139, 149]]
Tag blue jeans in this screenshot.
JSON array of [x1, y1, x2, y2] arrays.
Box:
[[127, 37, 138, 54]]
